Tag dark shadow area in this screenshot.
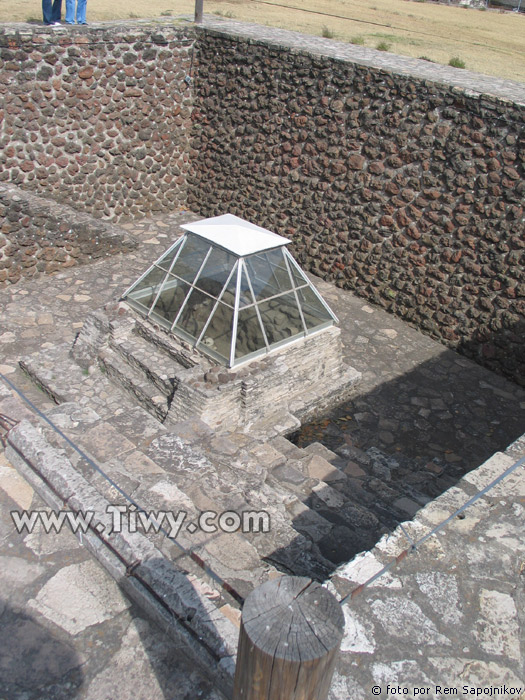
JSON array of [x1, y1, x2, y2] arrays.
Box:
[[457, 318, 525, 390], [0, 602, 84, 700], [102, 579, 229, 700], [265, 346, 525, 578], [293, 346, 524, 477]]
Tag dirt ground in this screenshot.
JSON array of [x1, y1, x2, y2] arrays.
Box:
[[3, 0, 525, 81]]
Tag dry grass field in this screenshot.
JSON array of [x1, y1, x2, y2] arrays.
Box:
[[3, 0, 524, 81]]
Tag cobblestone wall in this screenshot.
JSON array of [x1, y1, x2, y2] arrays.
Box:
[[0, 183, 136, 287], [0, 24, 194, 220], [0, 22, 523, 383], [187, 30, 525, 385]]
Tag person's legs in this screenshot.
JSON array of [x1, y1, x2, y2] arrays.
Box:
[[50, 0, 62, 22], [65, 0, 75, 23], [76, 0, 87, 24], [42, 0, 53, 24]]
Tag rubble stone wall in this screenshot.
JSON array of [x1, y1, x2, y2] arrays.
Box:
[[0, 182, 136, 287], [187, 30, 525, 385], [0, 24, 194, 220], [0, 22, 523, 383]]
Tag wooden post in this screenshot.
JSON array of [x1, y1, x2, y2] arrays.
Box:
[[195, 0, 203, 23], [233, 576, 345, 700]]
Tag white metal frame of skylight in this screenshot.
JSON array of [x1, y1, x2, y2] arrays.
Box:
[[122, 223, 338, 368]]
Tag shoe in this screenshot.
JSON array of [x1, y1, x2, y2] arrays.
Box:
[[52, 21, 61, 25]]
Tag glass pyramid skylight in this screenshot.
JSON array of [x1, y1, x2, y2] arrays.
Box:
[[122, 214, 337, 367]]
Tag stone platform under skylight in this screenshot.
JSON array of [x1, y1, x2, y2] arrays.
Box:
[[70, 215, 360, 434]]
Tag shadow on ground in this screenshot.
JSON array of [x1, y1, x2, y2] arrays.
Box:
[[270, 346, 525, 578], [0, 603, 84, 700], [456, 318, 525, 390]]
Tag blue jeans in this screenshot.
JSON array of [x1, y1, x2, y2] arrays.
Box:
[[42, 0, 62, 23], [65, 0, 87, 23]]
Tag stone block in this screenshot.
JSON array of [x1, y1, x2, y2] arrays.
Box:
[[305, 454, 341, 482]]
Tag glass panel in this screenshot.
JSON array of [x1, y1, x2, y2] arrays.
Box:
[[150, 277, 190, 325], [157, 238, 185, 272], [194, 247, 237, 298], [124, 235, 336, 366], [198, 302, 234, 363], [220, 266, 240, 308], [174, 288, 216, 341], [296, 287, 334, 330], [285, 253, 310, 288], [126, 266, 169, 311], [170, 235, 211, 283], [244, 248, 293, 301], [258, 292, 305, 345], [235, 307, 267, 359]]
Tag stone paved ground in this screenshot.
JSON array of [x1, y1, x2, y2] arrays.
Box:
[[1, 210, 524, 697], [328, 448, 525, 699], [0, 449, 223, 700], [0, 211, 226, 700]]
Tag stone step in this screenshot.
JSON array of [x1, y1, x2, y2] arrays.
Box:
[[110, 331, 187, 398], [99, 346, 170, 423], [301, 441, 346, 468], [269, 435, 309, 459], [19, 344, 145, 422], [269, 435, 435, 547], [140, 431, 335, 582], [266, 458, 385, 566], [247, 410, 302, 440], [134, 318, 206, 370], [302, 412, 448, 495], [302, 438, 432, 511], [19, 343, 90, 404]]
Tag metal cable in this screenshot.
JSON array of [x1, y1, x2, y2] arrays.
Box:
[[339, 452, 525, 605], [0, 372, 245, 606]]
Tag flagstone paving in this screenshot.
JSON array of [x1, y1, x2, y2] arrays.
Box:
[[0, 452, 223, 700]]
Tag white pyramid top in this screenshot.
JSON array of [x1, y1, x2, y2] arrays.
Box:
[[180, 214, 291, 257]]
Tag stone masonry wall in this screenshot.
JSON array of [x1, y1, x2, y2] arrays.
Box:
[[0, 23, 195, 220], [0, 21, 523, 383], [187, 29, 525, 386], [0, 182, 136, 287]]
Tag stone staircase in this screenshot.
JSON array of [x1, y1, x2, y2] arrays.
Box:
[[18, 315, 449, 593], [68, 302, 362, 435], [86, 318, 437, 573], [99, 345, 174, 423], [97, 319, 207, 424], [261, 436, 439, 566]]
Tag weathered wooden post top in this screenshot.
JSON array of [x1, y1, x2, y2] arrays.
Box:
[[233, 576, 345, 700]]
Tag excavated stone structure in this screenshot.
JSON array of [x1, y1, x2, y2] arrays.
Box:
[[70, 300, 361, 436]]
